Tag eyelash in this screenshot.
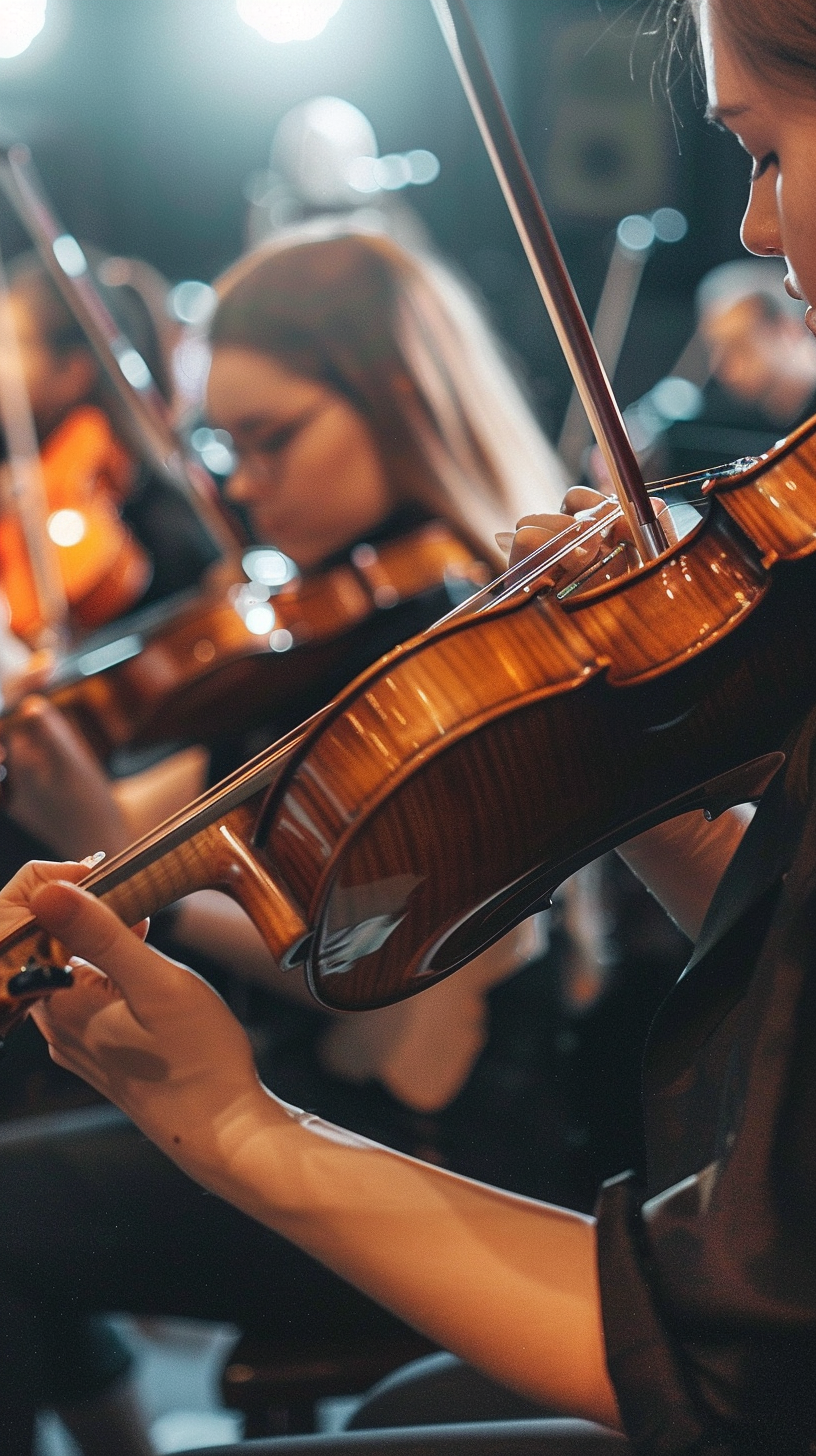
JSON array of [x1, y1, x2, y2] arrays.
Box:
[[751, 152, 779, 181]]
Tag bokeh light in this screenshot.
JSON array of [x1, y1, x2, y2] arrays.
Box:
[[0, 0, 47, 59], [236, 0, 344, 45]]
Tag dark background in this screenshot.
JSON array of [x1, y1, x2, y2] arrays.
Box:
[[0, 0, 753, 438]]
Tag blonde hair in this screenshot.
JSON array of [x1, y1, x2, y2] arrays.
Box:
[[212, 225, 565, 565]]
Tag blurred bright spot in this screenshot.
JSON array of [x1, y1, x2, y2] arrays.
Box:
[[245, 603, 277, 636], [406, 149, 440, 185], [0, 0, 46, 58], [270, 628, 294, 652], [48, 508, 86, 548], [116, 347, 152, 391], [651, 376, 703, 422], [374, 154, 412, 191], [53, 234, 87, 277], [170, 280, 217, 326], [347, 148, 441, 195], [242, 547, 298, 588], [346, 155, 380, 195], [651, 207, 688, 244], [191, 426, 235, 476], [236, 0, 344, 44], [617, 214, 654, 253]]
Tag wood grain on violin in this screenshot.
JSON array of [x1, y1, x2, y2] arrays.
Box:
[[2, 419, 816, 1030], [1, 521, 486, 760]]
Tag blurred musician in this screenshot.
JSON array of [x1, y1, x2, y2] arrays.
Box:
[[653, 258, 816, 478], [0, 225, 594, 1456], [0, 247, 218, 647]]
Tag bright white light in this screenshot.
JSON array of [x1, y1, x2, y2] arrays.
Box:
[[373, 154, 413, 192], [48, 509, 86, 548], [270, 628, 294, 652], [650, 377, 703, 423], [53, 235, 88, 278], [406, 149, 440, 185], [617, 215, 655, 254], [116, 347, 151, 391], [237, 0, 344, 44], [346, 155, 380, 195], [651, 207, 688, 244], [0, 0, 47, 58], [242, 547, 298, 588], [347, 149, 440, 195], [191, 427, 235, 476], [245, 604, 277, 636], [170, 280, 217, 326]]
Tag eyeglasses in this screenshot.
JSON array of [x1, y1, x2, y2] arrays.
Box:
[[235, 400, 333, 477]]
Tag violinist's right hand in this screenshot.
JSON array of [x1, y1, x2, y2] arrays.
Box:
[[1, 649, 56, 710], [0, 695, 131, 858]]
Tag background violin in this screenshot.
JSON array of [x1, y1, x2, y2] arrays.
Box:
[[1, 520, 487, 762], [0, 404, 150, 642]]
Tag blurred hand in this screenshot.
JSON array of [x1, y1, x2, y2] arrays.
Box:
[[0, 696, 131, 858], [1, 648, 55, 710]]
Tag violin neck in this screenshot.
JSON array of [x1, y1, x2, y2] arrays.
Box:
[[95, 790, 306, 966], [77, 721, 312, 962]]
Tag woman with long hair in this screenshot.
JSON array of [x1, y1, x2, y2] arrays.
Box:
[[0, 226, 579, 1455], [16, 2, 816, 1451]]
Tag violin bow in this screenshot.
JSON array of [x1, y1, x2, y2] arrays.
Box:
[[0, 144, 241, 559], [429, 0, 668, 563]]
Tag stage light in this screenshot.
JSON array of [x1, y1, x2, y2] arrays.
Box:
[[53, 234, 87, 278], [0, 0, 47, 59], [48, 508, 85, 548], [347, 148, 441, 195], [170, 280, 217, 327], [236, 0, 344, 45]]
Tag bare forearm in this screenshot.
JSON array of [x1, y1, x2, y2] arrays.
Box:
[[618, 805, 753, 940], [198, 1095, 620, 1428]]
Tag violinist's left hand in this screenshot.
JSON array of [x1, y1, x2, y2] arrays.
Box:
[[22, 871, 269, 1195], [499, 487, 677, 583]]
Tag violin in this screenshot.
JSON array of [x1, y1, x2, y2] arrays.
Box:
[[0, 405, 151, 642], [0, 520, 488, 762], [0, 0, 813, 1032]]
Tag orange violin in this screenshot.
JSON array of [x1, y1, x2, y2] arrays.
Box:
[[0, 405, 151, 643]]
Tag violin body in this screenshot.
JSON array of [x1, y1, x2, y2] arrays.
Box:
[[25, 521, 487, 761], [0, 406, 150, 641], [2, 420, 816, 1031], [251, 416, 816, 1008]]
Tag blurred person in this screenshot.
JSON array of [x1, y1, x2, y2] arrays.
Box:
[[0, 225, 604, 1456], [653, 258, 816, 478]]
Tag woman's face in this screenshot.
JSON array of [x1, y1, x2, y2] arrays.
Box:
[[0, 293, 95, 437], [206, 347, 391, 570], [700, 1, 816, 335]]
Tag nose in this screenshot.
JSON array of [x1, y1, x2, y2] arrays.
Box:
[[224, 461, 260, 505], [740, 170, 784, 258]]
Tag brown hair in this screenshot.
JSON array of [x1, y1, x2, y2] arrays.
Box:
[[661, 0, 816, 90], [8, 249, 173, 403], [211, 225, 565, 565]]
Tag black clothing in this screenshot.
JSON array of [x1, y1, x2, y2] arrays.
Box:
[[120, 467, 220, 608], [596, 711, 816, 1454], [654, 382, 816, 482]]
